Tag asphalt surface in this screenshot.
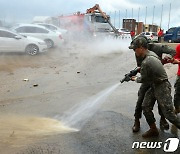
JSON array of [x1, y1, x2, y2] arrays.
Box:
[[0, 40, 180, 154]]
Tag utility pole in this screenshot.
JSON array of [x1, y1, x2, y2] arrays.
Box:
[[144, 6, 147, 32], [125, 9, 127, 29], [152, 6, 155, 32], [131, 8, 133, 31], [168, 3, 171, 30], [114, 11, 116, 27], [119, 10, 121, 28], [160, 4, 163, 28], [145, 6, 147, 25], [137, 7, 140, 34]]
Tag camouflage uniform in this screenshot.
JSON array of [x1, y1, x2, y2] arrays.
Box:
[[136, 50, 180, 128], [136, 43, 176, 67], [174, 76, 180, 110], [134, 43, 176, 119]]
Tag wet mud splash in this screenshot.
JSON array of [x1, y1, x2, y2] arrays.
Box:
[[0, 115, 78, 148]]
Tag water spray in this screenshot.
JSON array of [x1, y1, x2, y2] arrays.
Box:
[[57, 83, 120, 130]]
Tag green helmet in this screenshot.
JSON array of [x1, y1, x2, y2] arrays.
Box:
[[129, 35, 151, 50]]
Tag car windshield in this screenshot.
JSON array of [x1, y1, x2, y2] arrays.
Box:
[[140, 32, 145, 35], [145, 32, 150, 35], [168, 27, 176, 33], [94, 16, 107, 23], [152, 32, 157, 36], [120, 28, 129, 32], [7, 28, 27, 37], [9, 26, 18, 32]]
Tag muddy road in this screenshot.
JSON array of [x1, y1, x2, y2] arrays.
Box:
[[0, 40, 179, 154]]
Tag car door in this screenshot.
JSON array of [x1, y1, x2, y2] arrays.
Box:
[[33, 27, 49, 40], [16, 26, 35, 38], [0, 30, 23, 52]]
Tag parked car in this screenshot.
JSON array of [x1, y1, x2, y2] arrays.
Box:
[[11, 24, 64, 48], [116, 28, 131, 40], [164, 27, 180, 43], [35, 23, 69, 42], [0, 28, 47, 55], [35, 23, 67, 34], [118, 28, 130, 35], [139, 32, 158, 42]]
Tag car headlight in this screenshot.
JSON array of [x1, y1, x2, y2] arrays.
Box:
[[38, 42, 46, 45]]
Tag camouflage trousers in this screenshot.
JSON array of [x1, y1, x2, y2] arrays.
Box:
[[134, 83, 165, 119], [142, 80, 180, 128], [174, 76, 180, 110]]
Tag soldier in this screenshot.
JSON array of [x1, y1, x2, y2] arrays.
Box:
[[129, 36, 176, 132], [130, 37, 180, 138]]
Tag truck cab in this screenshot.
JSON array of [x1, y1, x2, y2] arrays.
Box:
[[164, 27, 180, 43], [84, 13, 112, 33]]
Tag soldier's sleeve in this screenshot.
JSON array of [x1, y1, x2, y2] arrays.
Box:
[[136, 61, 150, 83], [161, 45, 176, 57], [150, 44, 176, 58], [147, 43, 154, 51]]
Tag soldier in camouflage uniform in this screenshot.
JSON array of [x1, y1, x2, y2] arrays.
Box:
[[129, 36, 176, 132], [130, 37, 180, 138]]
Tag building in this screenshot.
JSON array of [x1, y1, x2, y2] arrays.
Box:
[[123, 19, 143, 34], [123, 19, 136, 32], [136, 22, 144, 34], [144, 24, 159, 32], [123, 18, 160, 34]]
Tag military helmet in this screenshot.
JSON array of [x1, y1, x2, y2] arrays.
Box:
[[129, 35, 150, 50]]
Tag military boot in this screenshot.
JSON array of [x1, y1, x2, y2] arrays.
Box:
[[160, 117, 169, 130], [142, 123, 159, 138], [132, 119, 140, 132]]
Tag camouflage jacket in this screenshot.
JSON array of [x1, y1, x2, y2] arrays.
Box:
[[136, 50, 168, 84], [136, 43, 176, 67]]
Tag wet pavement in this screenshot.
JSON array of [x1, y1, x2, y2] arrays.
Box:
[[0, 41, 179, 154]]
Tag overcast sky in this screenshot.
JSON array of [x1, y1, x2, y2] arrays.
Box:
[[0, 0, 180, 30]]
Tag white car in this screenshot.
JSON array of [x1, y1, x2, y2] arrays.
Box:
[[35, 23, 67, 34], [35, 23, 68, 41], [0, 28, 47, 55], [117, 28, 132, 40], [139, 32, 158, 42], [118, 28, 130, 34], [11, 24, 64, 48]]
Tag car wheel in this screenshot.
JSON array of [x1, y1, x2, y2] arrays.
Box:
[[25, 44, 39, 56], [44, 39, 54, 48]]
